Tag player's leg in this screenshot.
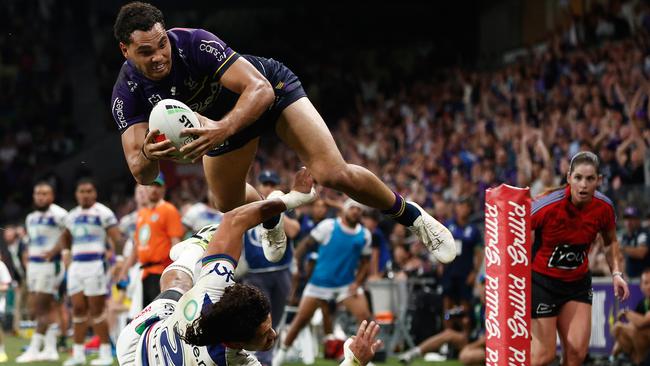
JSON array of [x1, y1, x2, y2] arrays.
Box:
[[86, 265, 115, 366], [16, 291, 42, 362], [556, 301, 591, 366], [66, 292, 89, 366], [398, 329, 467, 363], [276, 98, 392, 206], [33, 292, 53, 335], [276, 98, 455, 263], [458, 337, 485, 366], [531, 317, 559, 366], [202, 137, 262, 212], [629, 328, 650, 364], [0, 322, 5, 363], [203, 137, 292, 262], [32, 292, 60, 360], [611, 322, 634, 356], [339, 289, 372, 324], [204, 168, 315, 260], [281, 295, 323, 348], [87, 294, 113, 365]]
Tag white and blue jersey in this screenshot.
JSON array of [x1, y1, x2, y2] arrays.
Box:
[[25, 204, 68, 294], [117, 254, 260, 366], [182, 202, 223, 232], [25, 204, 68, 261], [243, 225, 292, 273], [309, 218, 371, 288], [65, 203, 118, 262]]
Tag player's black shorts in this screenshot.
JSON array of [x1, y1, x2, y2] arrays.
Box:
[[206, 55, 307, 157], [531, 271, 592, 318]]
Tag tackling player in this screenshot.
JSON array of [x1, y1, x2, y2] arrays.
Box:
[[110, 1, 455, 266], [530, 151, 630, 366], [116, 168, 382, 366]]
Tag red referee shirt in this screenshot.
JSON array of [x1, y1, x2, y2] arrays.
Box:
[[531, 186, 616, 281]]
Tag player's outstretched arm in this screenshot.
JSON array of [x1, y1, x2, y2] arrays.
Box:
[[204, 168, 316, 261]]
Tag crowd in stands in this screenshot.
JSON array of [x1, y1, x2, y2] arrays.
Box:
[[0, 0, 82, 223]]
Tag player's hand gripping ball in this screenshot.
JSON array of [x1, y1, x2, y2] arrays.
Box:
[[148, 99, 201, 163]]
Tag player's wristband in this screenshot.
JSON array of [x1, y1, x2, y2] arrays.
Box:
[[279, 187, 316, 210], [612, 271, 624, 279], [342, 338, 362, 366], [141, 145, 154, 161]]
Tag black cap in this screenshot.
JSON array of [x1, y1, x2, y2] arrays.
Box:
[[623, 206, 641, 219], [258, 170, 280, 185]]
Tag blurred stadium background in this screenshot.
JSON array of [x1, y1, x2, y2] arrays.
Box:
[[1, 0, 650, 365]]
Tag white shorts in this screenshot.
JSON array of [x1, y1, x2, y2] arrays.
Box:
[[303, 282, 363, 303], [67, 260, 109, 297], [27, 261, 64, 295], [117, 290, 179, 366]]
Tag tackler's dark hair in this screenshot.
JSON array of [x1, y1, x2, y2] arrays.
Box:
[[182, 283, 270, 346]]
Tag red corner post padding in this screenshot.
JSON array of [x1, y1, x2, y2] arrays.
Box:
[[485, 184, 531, 366]]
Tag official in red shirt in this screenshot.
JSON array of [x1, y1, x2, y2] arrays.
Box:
[[530, 151, 629, 366]]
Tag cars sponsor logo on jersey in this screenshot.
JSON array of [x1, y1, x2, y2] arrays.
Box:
[[547, 243, 589, 270], [112, 97, 127, 128], [199, 40, 226, 62]]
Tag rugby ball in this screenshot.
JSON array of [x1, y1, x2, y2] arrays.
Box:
[[149, 99, 200, 161]]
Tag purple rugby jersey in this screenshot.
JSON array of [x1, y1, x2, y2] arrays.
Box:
[[111, 27, 305, 156]]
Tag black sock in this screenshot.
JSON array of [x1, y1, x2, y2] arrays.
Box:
[[263, 215, 281, 229], [381, 192, 421, 226]]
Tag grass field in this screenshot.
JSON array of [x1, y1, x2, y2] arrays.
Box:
[[3, 335, 463, 366]]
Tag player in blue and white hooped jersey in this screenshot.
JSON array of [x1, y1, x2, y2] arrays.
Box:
[[182, 191, 223, 233], [16, 182, 68, 363], [45, 179, 124, 366], [116, 168, 381, 366]]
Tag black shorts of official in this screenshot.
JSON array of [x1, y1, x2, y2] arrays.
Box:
[[206, 57, 307, 157], [142, 274, 163, 308], [531, 271, 592, 318]]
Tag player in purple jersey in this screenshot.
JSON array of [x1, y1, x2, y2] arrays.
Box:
[[111, 2, 456, 266]]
